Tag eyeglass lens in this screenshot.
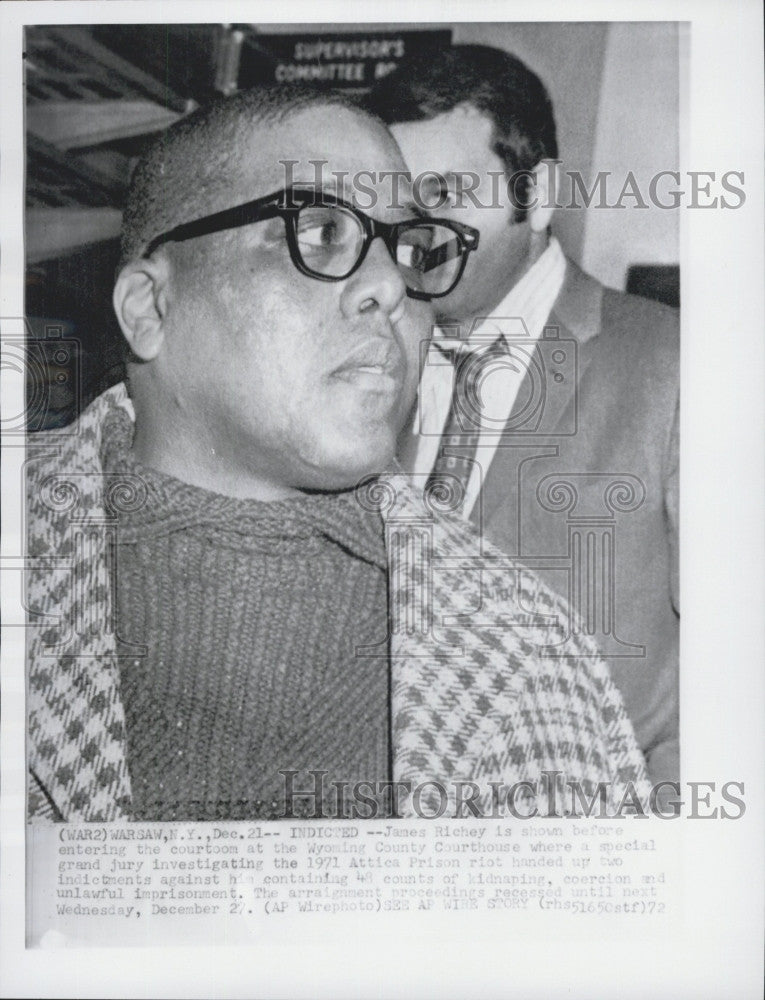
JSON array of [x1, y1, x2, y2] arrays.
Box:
[[293, 205, 465, 296], [295, 206, 366, 278], [395, 225, 463, 297]]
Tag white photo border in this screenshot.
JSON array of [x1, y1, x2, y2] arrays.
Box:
[[2, 1, 763, 997]]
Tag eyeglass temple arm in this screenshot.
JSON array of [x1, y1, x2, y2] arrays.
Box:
[[143, 198, 282, 258]]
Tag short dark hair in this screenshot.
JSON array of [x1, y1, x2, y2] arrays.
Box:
[[120, 84, 370, 268], [368, 44, 557, 219]]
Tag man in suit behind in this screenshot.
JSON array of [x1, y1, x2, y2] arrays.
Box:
[[369, 44, 679, 787]]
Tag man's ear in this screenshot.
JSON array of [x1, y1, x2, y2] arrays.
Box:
[[112, 257, 170, 361], [527, 159, 558, 234]]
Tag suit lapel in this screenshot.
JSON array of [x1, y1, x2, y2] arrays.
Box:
[[473, 262, 605, 542]]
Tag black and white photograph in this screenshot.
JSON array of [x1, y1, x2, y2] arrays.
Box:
[[1, 2, 763, 998]]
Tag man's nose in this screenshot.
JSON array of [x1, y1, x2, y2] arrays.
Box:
[[339, 237, 407, 322]]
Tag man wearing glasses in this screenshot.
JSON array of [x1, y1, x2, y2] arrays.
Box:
[[27, 85, 649, 823]]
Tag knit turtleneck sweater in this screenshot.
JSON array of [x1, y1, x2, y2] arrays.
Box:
[[101, 409, 391, 822]]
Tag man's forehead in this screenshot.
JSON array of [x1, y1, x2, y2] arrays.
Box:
[[391, 107, 496, 159], [235, 104, 407, 195]]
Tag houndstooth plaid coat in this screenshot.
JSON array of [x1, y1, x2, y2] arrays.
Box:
[[26, 385, 651, 821]]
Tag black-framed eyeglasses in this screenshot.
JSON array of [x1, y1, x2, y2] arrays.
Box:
[[143, 186, 480, 301]]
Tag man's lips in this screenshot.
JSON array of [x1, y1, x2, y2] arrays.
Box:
[[331, 339, 404, 385]]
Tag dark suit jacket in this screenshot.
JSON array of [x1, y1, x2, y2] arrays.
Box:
[[469, 261, 679, 784]]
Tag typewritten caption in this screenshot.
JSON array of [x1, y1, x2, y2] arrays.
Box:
[[28, 819, 678, 947]]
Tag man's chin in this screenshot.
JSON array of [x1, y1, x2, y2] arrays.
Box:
[[297, 437, 397, 494]]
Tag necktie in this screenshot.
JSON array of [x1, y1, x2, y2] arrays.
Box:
[[425, 338, 508, 513]]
